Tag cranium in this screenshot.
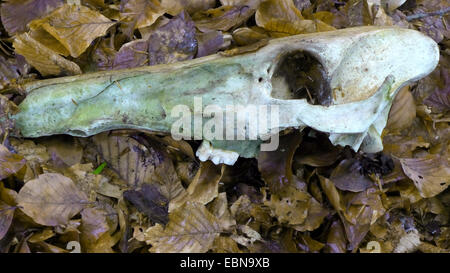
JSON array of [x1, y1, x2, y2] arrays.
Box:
[[10, 26, 439, 165]]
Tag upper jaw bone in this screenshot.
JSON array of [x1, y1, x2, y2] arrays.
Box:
[[11, 26, 439, 164]]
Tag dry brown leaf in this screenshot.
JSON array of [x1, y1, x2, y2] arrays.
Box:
[[63, 163, 122, 200], [330, 159, 374, 192], [220, 0, 261, 7], [39, 135, 83, 168], [196, 30, 225, 58], [292, 195, 328, 232], [207, 192, 236, 231], [256, 0, 304, 23], [387, 86, 416, 133], [232, 27, 269, 46], [0, 200, 15, 240], [145, 202, 221, 253], [170, 161, 224, 211], [120, 0, 166, 36], [93, 133, 185, 202], [162, 0, 216, 15], [220, 39, 269, 57], [312, 11, 334, 25], [265, 187, 310, 225], [324, 219, 347, 253], [319, 175, 345, 212], [399, 154, 450, 198], [29, 4, 116, 58], [17, 173, 89, 226], [294, 134, 340, 167], [0, 0, 63, 35], [0, 144, 26, 180], [211, 236, 242, 253], [13, 33, 82, 76], [80, 207, 111, 252], [298, 233, 325, 253], [123, 184, 169, 225], [257, 131, 303, 194], [255, 0, 319, 35], [29, 28, 71, 57], [342, 205, 373, 250], [193, 5, 255, 32], [113, 11, 197, 69], [28, 229, 55, 243]]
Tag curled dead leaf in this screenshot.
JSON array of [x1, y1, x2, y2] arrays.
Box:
[[13, 33, 82, 76], [170, 160, 224, 211]]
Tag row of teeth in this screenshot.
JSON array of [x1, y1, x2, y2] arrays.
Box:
[[196, 140, 239, 165]]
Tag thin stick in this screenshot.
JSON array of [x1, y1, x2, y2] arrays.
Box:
[[406, 7, 450, 21]]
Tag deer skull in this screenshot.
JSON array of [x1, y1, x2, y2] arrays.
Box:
[[11, 26, 439, 165]]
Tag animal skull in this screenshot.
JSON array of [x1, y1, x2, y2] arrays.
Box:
[[11, 26, 439, 165]]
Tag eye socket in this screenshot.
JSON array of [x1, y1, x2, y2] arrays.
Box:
[[270, 50, 332, 106]]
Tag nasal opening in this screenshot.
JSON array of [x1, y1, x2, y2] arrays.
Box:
[[270, 50, 332, 106]]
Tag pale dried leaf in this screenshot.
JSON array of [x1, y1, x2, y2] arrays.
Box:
[[145, 202, 221, 253], [17, 173, 88, 226]]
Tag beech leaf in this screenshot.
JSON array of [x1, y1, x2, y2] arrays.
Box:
[[29, 4, 116, 58], [13, 32, 82, 76], [386, 86, 416, 133], [93, 133, 185, 202], [0, 144, 26, 180], [17, 173, 89, 226], [0, 0, 63, 35], [399, 154, 450, 198], [145, 202, 221, 253], [0, 200, 15, 240], [120, 0, 166, 37]]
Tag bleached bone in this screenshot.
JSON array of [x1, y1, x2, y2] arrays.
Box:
[[11, 26, 438, 165]]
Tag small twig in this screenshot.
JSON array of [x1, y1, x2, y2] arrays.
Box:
[[406, 7, 450, 21]]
